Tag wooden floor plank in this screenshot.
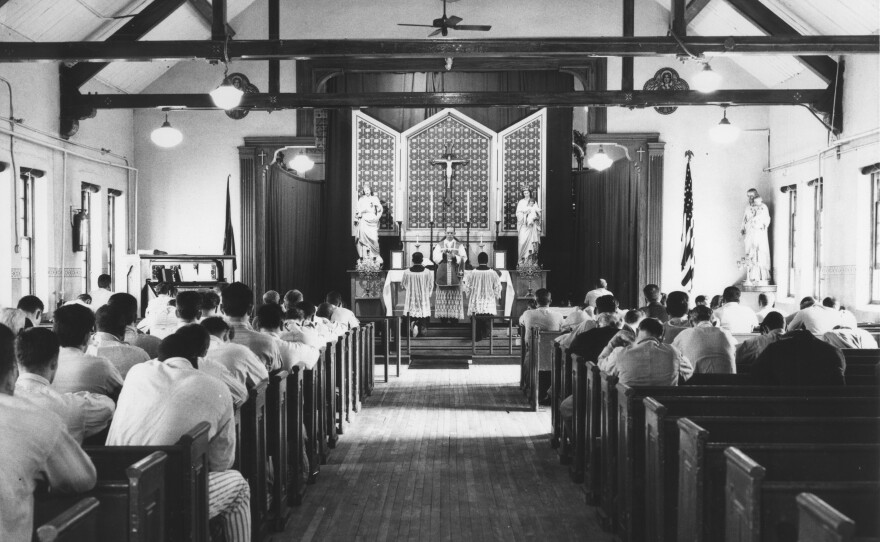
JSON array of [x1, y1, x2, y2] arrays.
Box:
[[274, 361, 609, 541]]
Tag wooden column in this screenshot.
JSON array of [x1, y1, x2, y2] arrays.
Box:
[[645, 142, 665, 288], [239, 147, 257, 290]]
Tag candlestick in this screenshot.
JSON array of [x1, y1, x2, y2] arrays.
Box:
[[466, 189, 471, 223], [430, 190, 434, 222]]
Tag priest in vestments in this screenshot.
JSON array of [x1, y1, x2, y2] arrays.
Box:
[[432, 227, 468, 322], [464, 252, 502, 340]]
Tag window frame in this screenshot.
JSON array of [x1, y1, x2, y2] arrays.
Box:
[[871, 172, 880, 303], [18, 171, 36, 295]]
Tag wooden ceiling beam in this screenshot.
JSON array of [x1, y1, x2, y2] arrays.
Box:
[[187, 0, 235, 38], [722, 0, 838, 84], [211, 0, 227, 41], [77, 89, 827, 109], [3, 35, 876, 63], [685, 0, 713, 24]]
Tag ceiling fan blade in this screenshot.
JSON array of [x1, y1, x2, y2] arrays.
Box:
[[428, 28, 443, 37], [398, 23, 437, 27], [446, 15, 462, 26], [453, 24, 492, 31]]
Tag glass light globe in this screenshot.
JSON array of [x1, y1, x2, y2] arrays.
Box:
[[693, 63, 722, 93], [289, 153, 314, 173], [710, 111, 740, 144], [210, 80, 244, 110], [150, 116, 183, 148], [588, 146, 614, 171]]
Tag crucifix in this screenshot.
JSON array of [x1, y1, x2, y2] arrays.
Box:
[[257, 149, 268, 165], [431, 142, 469, 206], [636, 146, 646, 161]]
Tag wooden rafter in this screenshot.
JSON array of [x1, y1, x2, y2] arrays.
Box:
[[3, 36, 877, 63], [211, 0, 226, 41], [685, 0, 713, 24], [187, 0, 235, 38]]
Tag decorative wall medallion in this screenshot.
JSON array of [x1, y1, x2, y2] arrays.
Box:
[[224, 73, 259, 120], [643, 68, 689, 115]]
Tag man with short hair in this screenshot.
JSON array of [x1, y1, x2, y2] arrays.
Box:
[[280, 303, 330, 349], [603, 318, 693, 385], [90, 274, 114, 309], [401, 252, 434, 338], [52, 304, 123, 397], [326, 291, 360, 330], [16, 295, 44, 326], [222, 282, 283, 372], [672, 306, 737, 374], [254, 304, 320, 371], [173, 290, 203, 328], [283, 290, 304, 313], [736, 311, 787, 365], [263, 290, 281, 306], [639, 284, 669, 322], [108, 292, 162, 358], [520, 289, 564, 405], [787, 295, 843, 335], [107, 330, 251, 541], [89, 304, 150, 378], [713, 286, 759, 333], [784, 296, 816, 328], [755, 292, 784, 323], [464, 252, 502, 341], [15, 327, 115, 444], [201, 317, 269, 388], [751, 328, 846, 386], [584, 279, 613, 309], [560, 294, 619, 348], [174, 324, 247, 407], [663, 291, 691, 344], [201, 290, 222, 319], [598, 309, 644, 365], [0, 324, 97, 541], [694, 295, 708, 307], [571, 300, 622, 363]]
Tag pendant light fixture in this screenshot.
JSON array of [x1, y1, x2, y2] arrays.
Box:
[[587, 145, 614, 171], [150, 112, 183, 148], [210, 37, 244, 110], [710, 107, 740, 144], [693, 62, 722, 93], [289, 149, 314, 173]]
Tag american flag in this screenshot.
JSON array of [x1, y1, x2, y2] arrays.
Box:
[[680, 156, 695, 290]]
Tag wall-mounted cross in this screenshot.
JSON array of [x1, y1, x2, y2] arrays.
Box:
[[636, 146, 646, 161], [257, 149, 268, 165], [431, 142, 469, 206]]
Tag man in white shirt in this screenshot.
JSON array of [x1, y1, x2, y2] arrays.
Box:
[[280, 303, 331, 350], [201, 290, 222, 320], [283, 290, 304, 314], [16, 295, 44, 327], [175, 290, 203, 328], [755, 293, 785, 323], [15, 327, 115, 444], [519, 289, 564, 404], [201, 317, 269, 388], [713, 286, 759, 333], [736, 311, 787, 365], [603, 318, 694, 386], [263, 290, 281, 306], [254, 304, 321, 371], [139, 283, 178, 339], [107, 332, 251, 542], [663, 291, 691, 344], [89, 274, 114, 310], [109, 292, 162, 358], [174, 324, 248, 407], [89, 305, 150, 378], [672, 306, 737, 374], [788, 297, 843, 335], [222, 282, 283, 372], [583, 278, 613, 309], [0, 324, 97, 541], [326, 291, 360, 330], [52, 304, 123, 398]]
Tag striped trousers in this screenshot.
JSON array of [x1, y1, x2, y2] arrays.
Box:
[[208, 470, 251, 542]]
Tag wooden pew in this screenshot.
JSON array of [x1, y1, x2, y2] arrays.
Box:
[[639, 395, 879, 542], [266, 370, 290, 531], [240, 379, 268, 541], [352, 327, 362, 413], [363, 323, 375, 397], [725, 446, 880, 542], [581, 359, 603, 504], [797, 493, 857, 542], [87, 450, 167, 542], [842, 348, 880, 364], [286, 367, 306, 505], [526, 329, 563, 411], [598, 371, 619, 530], [84, 422, 210, 542], [322, 343, 338, 448], [677, 417, 880, 542], [303, 363, 321, 481], [34, 496, 101, 542], [519, 324, 528, 393], [550, 343, 574, 464], [333, 336, 346, 435]]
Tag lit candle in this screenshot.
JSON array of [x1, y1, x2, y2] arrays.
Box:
[[430, 190, 434, 222], [466, 190, 471, 223]]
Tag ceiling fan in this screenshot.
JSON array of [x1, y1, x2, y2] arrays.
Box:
[[398, 0, 492, 37]]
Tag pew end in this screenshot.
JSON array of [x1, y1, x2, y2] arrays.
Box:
[[797, 493, 856, 542], [35, 496, 101, 542]]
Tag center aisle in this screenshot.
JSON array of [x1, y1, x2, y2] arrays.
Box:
[[271, 362, 610, 541]]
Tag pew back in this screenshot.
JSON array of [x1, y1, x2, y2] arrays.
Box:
[[797, 493, 856, 542], [35, 496, 101, 542]]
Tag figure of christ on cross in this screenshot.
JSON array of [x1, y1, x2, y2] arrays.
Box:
[[431, 142, 470, 206]]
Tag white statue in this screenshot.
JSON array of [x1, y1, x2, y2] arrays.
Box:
[[741, 188, 771, 283], [516, 187, 542, 262], [354, 183, 383, 263]]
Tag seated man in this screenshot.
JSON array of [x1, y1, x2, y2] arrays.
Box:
[[672, 306, 737, 374], [755, 292, 785, 323], [107, 332, 251, 541], [201, 290, 222, 320], [735, 311, 787, 365], [326, 291, 360, 330], [222, 282, 283, 372], [283, 290, 304, 314], [175, 291, 203, 328], [0, 324, 97, 540], [520, 288, 564, 404], [109, 292, 162, 358], [0, 308, 28, 335], [598, 309, 644, 367], [823, 325, 879, 349], [90, 273, 114, 310], [173, 324, 247, 408], [561, 304, 590, 333], [89, 304, 150, 378], [663, 291, 691, 344], [714, 286, 758, 333], [584, 278, 613, 309], [262, 290, 281, 306], [603, 318, 693, 386], [15, 327, 115, 444], [787, 296, 843, 335], [16, 295, 44, 327], [639, 284, 669, 322], [571, 298, 622, 363], [201, 317, 269, 388], [254, 304, 320, 371], [750, 329, 846, 386], [52, 304, 123, 397], [281, 303, 332, 349]]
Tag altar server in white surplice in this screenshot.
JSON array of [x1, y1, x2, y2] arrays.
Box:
[[431, 227, 468, 322], [464, 252, 502, 341], [401, 252, 434, 337]]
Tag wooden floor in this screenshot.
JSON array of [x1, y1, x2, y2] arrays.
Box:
[[271, 361, 610, 541]]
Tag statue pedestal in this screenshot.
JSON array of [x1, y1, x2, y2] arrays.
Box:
[[349, 270, 386, 317], [510, 270, 550, 321]]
